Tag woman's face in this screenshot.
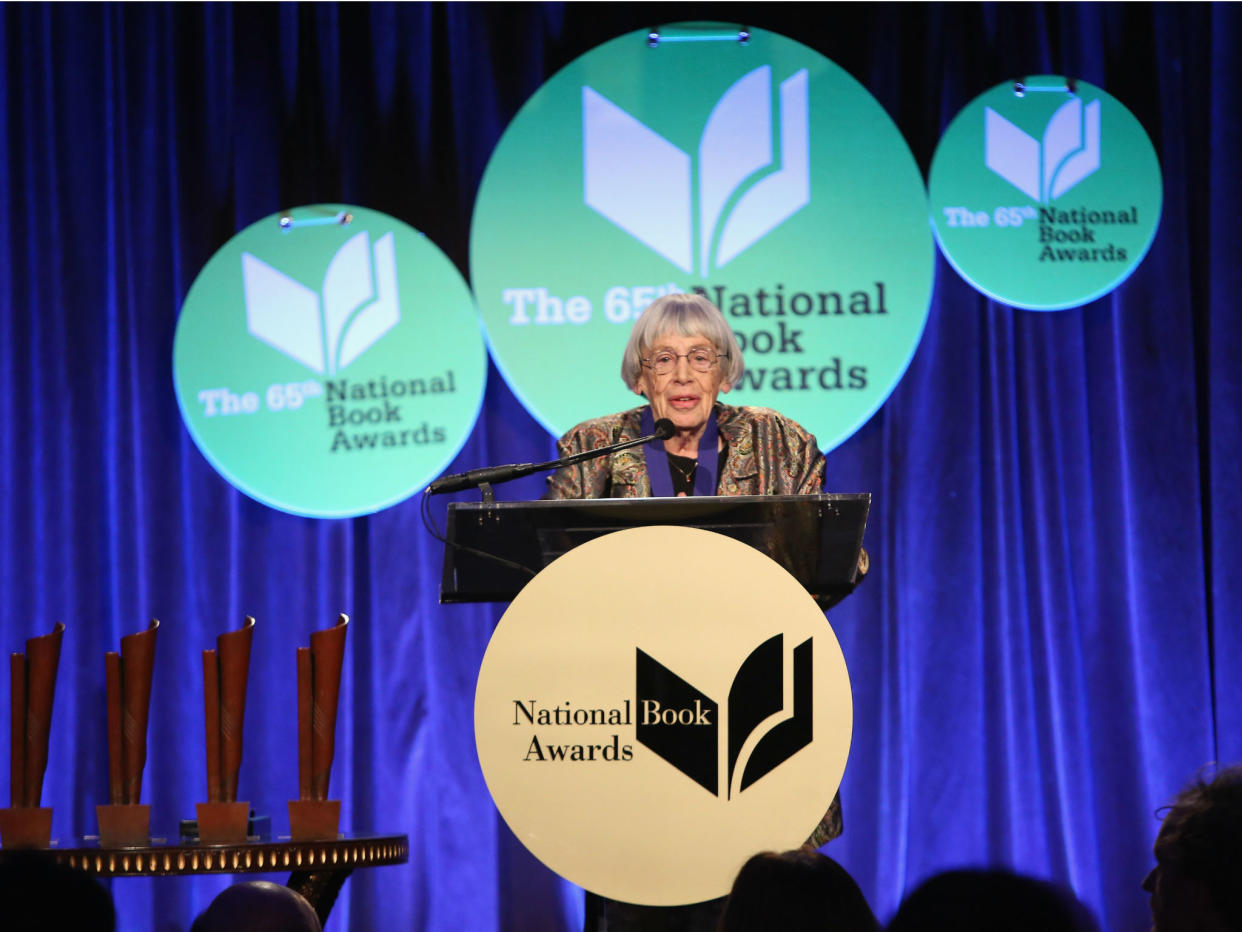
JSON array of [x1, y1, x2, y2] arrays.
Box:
[[634, 331, 731, 435]]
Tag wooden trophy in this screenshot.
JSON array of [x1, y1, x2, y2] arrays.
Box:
[[0, 622, 64, 848], [288, 613, 349, 840], [197, 616, 255, 843], [96, 619, 159, 847]]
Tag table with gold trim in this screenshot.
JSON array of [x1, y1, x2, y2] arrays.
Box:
[[0, 833, 409, 922]]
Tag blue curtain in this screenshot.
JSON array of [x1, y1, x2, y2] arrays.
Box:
[[1, 3, 1237, 930]]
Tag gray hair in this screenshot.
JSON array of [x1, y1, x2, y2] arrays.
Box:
[[620, 293, 744, 391]]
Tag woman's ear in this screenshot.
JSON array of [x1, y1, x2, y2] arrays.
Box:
[[720, 381, 732, 394]]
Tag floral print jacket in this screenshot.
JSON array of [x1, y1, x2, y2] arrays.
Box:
[[543, 403, 826, 499]]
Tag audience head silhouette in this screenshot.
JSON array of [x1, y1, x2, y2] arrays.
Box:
[[718, 847, 879, 931], [0, 851, 115, 931], [886, 868, 1098, 932], [191, 880, 322, 932], [1143, 763, 1242, 932]]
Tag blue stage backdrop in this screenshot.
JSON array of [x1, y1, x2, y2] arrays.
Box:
[[1, 4, 1239, 930]]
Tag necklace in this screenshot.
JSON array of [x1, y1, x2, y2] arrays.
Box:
[[669, 458, 697, 483], [667, 452, 697, 492]]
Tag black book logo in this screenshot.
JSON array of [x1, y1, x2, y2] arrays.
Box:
[[635, 634, 813, 797]]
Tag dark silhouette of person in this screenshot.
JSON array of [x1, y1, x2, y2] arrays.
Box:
[[190, 880, 322, 932], [718, 847, 879, 931], [1143, 763, 1242, 932], [886, 867, 1099, 932], [0, 850, 115, 931]]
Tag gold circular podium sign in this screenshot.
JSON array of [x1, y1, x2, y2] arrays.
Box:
[[474, 525, 853, 906]]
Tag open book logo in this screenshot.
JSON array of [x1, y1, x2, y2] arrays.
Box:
[[985, 96, 1101, 203], [636, 633, 812, 798], [583, 65, 810, 277], [241, 230, 400, 375]]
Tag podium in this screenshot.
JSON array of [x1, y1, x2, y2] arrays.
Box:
[[439, 492, 870, 606], [448, 492, 870, 907]]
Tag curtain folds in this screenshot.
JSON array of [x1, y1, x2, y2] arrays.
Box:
[[1, 4, 1237, 930]]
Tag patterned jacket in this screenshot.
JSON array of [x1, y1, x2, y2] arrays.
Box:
[[544, 403, 826, 499]]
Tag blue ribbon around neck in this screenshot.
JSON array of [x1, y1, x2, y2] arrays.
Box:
[[641, 406, 719, 497]]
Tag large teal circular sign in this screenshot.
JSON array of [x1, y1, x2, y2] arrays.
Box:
[[929, 76, 1163, 311], [173, 205, 487, 518], [470, 23, 934, 450]]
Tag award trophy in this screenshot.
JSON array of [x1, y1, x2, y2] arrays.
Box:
[[196, 616, 255, 843], [288, 613, 349, 840], [97, 619, 159, 847], [0, 622, 64, 848]]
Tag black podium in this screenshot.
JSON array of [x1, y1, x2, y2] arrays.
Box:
[[439, 493, 870, 607]]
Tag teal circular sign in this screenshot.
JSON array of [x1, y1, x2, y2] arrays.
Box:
[[470, 23, 934, 450], [173, 205, 487, 518], [929, 75, 1163, 311]]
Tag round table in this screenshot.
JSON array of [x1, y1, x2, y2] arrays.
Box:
[[1, 833, 409, 923]]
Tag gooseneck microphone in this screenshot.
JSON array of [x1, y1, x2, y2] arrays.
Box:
[[427, 418, 675, 495]]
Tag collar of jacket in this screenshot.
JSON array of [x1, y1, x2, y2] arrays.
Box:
[[611, 403, 758, 496]]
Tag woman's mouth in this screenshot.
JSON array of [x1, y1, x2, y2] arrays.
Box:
[[669, 395, 699, 409]]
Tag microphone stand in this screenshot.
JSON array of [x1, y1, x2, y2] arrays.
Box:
[[427, 419, 674, 502]]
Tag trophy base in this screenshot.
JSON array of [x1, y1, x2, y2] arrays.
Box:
[[96, 803, 150, 848], [0, 807, 53, 848], [288, 799, 341, 840], [195, 801, 250, 844]]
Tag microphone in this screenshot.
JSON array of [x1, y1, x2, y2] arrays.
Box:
[[427, 417, 677, 495]]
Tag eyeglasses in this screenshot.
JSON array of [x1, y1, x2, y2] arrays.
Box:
[[641, 348, 728, 375]]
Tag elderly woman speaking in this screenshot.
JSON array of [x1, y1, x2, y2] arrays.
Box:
[[545, 292, 825, 501], [545, 293, 842, 932]]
